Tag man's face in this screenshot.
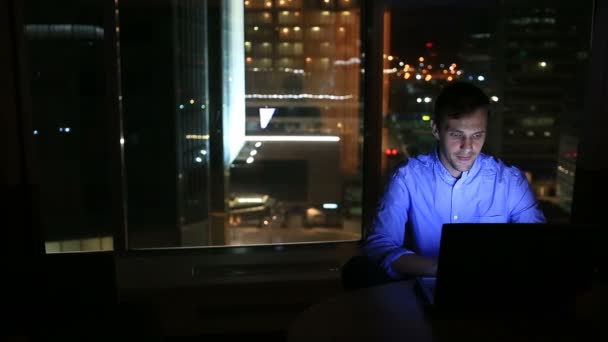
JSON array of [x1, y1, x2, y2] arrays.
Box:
[[432, 108, 488, 178]]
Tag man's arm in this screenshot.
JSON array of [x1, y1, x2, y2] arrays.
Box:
[[363, 168, 417, 279], [509, 170, 546, 223], [391, 254, 437, 277]]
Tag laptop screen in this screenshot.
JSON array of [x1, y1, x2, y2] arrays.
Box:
[[430, 223, 592, 317]]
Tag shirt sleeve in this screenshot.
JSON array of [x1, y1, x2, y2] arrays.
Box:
[[508, 169, 546, 223], [362, 168, 415, 279]]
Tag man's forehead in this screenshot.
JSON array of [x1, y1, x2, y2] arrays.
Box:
[[444, 114, 487, 131]]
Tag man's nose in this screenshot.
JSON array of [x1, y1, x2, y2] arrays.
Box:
[[461, 137, 473, 150]]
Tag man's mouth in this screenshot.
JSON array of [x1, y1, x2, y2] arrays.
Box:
[[456, 155, 472, 162]]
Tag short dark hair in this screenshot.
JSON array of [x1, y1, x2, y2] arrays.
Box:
[[433, 81, 490, 129]]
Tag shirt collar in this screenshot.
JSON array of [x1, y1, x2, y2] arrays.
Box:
[[432, 146, 484, 185]]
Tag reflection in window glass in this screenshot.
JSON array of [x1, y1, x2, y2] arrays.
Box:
[[120, 0, 210, 248], [384, 0, 592, 224], [23, 0, 114, 253]]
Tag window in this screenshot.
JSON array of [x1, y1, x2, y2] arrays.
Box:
[[384, 0, 593, 222], [25, 0, 365, 251]]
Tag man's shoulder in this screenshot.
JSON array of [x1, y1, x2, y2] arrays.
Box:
[[479, 154, 527, 181], [395, 153, 435, 173]]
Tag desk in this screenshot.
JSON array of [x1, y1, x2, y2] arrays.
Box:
[[288, 280, 608, 342], [288, 280, 430, 341]]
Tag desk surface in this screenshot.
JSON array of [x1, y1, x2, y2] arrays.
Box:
[[288, 280, 608, 342], [288, 280, 431, 341]]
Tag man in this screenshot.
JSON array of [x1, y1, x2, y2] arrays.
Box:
[[362, 81, 545, 280]]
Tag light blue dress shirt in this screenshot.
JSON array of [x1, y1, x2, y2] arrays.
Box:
[[363, 149, 546, 279]]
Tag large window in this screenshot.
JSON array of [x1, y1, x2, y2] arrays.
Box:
[[383, 0, 593, 224], [24, 0, 594, 253], [25, 0, 365, 251]]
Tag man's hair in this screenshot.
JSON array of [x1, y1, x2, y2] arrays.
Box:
[[433, 81, 490, 129]]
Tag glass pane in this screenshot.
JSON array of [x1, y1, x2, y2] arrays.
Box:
[[23, 0, 114, 252], [228, 0, 364, 245], [385, 0, 592, 224], [120, 0, 211, 248]]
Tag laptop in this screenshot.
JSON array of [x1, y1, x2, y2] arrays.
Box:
[[415, 223, 593, 318]]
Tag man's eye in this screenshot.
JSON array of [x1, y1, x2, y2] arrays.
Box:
[[472, 133, 483, 139], [449, 132, 463, 138]]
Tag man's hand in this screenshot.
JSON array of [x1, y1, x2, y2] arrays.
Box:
[[391, 254, 438, 277]]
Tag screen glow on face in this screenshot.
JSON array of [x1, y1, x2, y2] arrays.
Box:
[[433, 108, 487, 178]]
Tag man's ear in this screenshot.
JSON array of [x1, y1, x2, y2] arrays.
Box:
[[431, 120, 440, 140]]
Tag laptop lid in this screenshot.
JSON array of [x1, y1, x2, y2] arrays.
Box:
[[431, 223, 590, 318]]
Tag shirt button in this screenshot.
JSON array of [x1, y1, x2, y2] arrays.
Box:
[[453, 215, 458, 220]]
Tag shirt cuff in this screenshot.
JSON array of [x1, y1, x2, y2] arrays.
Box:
[[381, 249, 415, 279]]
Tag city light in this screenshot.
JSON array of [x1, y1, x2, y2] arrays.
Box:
[[416, 98, 422, 103], [422, 115, 431, 121], [195, 157, 203, 163], [237, 197, 264, 204], [179, 104, 184, 109], [189, 99, 195, 104], [200, 150, 207, 155], [120, 138, 125, 145], [323, 203, 338, 209], [424, 97, 432, 103], [539, 61, 547, 68], [404, 72, 411, 79], [544, 131, 551, 137], [33, 130, 39, 135], [388, 55, 394, 61], [399, 62, 404, 66], [385, 148, 398, 156], [259, 107, 276, 129], [250, 149, 258, 156], [186, 134, 209, 140], [254, 26, 259, 31], [477, 75, 485, 81], [447, 76, 453, 81], [246, 93, 353, 101], [254, 142, 262, 148], [416, 74, 422, 80], [425, 74, 432, 81], [491, 96, 499, 102], [245, 135, 340, 142], [246, 156, 255, 164], [418, 57, 424, 62]]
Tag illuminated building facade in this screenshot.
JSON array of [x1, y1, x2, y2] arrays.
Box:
[[243, 0, 362, 177], [499, 1, 591, 196]]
